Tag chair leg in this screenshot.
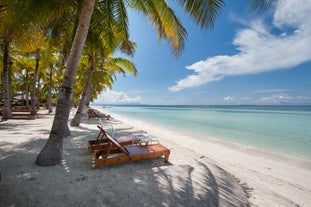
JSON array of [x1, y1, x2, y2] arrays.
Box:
[[163, 153, 170, 163]]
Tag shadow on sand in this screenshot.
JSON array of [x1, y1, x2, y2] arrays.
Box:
[[0, 117, 251, 207]]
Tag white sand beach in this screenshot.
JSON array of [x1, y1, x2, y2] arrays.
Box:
[[1, 108, 311, 207]]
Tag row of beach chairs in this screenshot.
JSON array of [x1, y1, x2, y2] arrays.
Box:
[[0, 108, 39, 119], [87, 108, 110, 120], [88, 122, 170, 169]]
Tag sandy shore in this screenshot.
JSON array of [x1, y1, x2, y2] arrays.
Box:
[[0, 108, 310, 207]]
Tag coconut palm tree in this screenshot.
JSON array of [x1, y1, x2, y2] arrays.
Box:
[[36, 0, 190, 166], [45, 52, 61, 113], [70, 1, 137, 126], [35, 0, 95, 166], [13, 23, 50, 109], [11, 54, 33, 107], [71, 55, 137, 126], [0, 2, 19, 120]]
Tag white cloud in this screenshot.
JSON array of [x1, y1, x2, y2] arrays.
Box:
[[257, 93, 311, 104], [251, 89, 287, 94], [224, 96, 234, 101], [92, 90, 142, 104], [237, 93, 310, 104], [169, 0, 311, 92]]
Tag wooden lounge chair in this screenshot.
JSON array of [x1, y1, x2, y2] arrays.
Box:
[[88, 108, 110, 120], [88, 125, 141, 153], [0, 108, 39, 119], [93, 131, 170, 168]]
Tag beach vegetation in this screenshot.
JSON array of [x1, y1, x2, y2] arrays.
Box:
[[0, 1, 69, 119], [36, 0, 192, 166], [70, 17, 138, 126], [0, 0, 279, 166]]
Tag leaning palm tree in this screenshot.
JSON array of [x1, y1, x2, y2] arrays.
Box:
[[71, 53, 137, 126], [36, 0, 186, 166], [70, 3, 137, 126], [36, 0, 95, 166], [85, 67, 116, 106], [36, 0, 279, 166]]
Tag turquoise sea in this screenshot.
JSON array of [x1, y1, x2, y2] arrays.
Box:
[[96, 105, 311, 160]]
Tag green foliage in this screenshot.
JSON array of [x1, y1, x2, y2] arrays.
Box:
[[249, 0, 280, 13], [0, 0, 275, 107]]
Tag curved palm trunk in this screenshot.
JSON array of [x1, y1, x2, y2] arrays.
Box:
[[37, 74, 42, 104], [36, 0, 95, 166], [70, 61, 95, 126], [47, 64, 53, 113], [85, 84, 93, 107], [31, 48, 40, 109], [1, 37, 12, 120], [25, 69, 30, 107]]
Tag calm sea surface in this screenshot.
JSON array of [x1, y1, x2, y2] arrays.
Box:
[[96, 105, 311, 160]]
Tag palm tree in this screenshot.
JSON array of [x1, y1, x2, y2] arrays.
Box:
[[35, 0, 96, 166], [35, 0, 279, 166], [11, 54, 31, 106], [0, 0, 56, 119], [71, 55, 137, 126], [0, 2, 18, 120], [36, 0, 191, 166], [70, 2, 137, 126], [45, 52, 61, 113]]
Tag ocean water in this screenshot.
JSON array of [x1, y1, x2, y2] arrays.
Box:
[[97, 105, 311, 160]]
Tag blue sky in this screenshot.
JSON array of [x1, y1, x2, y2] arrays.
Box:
[[93, 0, 311, 105]]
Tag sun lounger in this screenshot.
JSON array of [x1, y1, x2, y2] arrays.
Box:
[[98, 119, 114, 136], [93, 130, 170, 168], [88, 125, 140, 153], [0, 108, 39, 119], [88, 108, 110, 120]]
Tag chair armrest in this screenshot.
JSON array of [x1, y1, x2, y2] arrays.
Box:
[[138, 139, 159, 146]]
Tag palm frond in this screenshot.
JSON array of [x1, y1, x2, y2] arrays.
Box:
[[105, 57, 137, 77], [93, 0, 130, 55], [249, 0, 280, 14], [129, 0, 187, 56], [176, 0, 225, 30], [119, 40, 136, 57]]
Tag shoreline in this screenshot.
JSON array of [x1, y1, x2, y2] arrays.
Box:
[[1, 108, 311, 206], [101, 106, 311, 162], [100, 109, 311, 206], [98, 105, 311, 161]]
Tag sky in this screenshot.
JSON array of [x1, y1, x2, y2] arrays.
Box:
[[93, 0, 311, 105]]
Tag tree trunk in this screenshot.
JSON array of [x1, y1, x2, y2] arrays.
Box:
[[37, 74, 41, 107], [36, 0, 95, 166], [31, 48, 40, 109], [70, 61, 95, 126], [47, 64, 53, 113], [25, 69, 29, 107], [85, 84, 93, 106], [1, 37, 12, 120]]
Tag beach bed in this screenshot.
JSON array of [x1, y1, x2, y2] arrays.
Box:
[[93, 128, 170, 168], [88, 125, 141, 153], [0, 108, 39, 119], [88, 108, 110, 120]]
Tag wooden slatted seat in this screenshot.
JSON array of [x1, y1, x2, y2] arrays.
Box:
[[88, 125, 141, 153], [0, 108, 39, 119]]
